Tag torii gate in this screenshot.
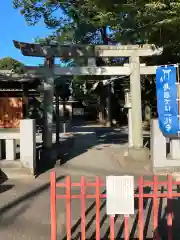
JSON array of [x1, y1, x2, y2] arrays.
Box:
[[13, 40, 163, 155]]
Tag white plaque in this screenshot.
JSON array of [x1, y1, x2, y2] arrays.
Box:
[[106, 176, 134, 215]]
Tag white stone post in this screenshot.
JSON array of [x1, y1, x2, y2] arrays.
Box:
[[63, 122, 66, 133], [170, 139, 180, 159], [0, 140, 2, 160], [5, 140, 16, 161], [20, 119, 36, 174], [128, 108, 133, 147], [129, 55, 143, 148], [151, 119, 167, 168], [125, 90, 133, 147]]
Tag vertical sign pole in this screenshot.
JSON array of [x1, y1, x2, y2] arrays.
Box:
[[171, 64, 180, 159], [177, 65, 180, 137]]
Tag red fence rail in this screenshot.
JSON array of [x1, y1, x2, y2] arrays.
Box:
[[50, 172, 180, 240]]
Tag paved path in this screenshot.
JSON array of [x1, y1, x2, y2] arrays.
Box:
[[0, 123, 169, 239]]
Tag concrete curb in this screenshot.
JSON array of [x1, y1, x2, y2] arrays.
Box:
[[0, 168, 36, 180]]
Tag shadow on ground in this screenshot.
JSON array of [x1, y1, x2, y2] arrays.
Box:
[[57, 125, 128, 164], [0, 175, 65, 226], [0, 169, 8, 184], [60, 186, 154, 239], [36, 123, 150, 176], [155, 186, 180, 240], [0, 184, 14, 194], [35, 124, 129, 176], [59, 183, 180, 240], [1, 174, 180, 239], [0, 169, 13, 194]]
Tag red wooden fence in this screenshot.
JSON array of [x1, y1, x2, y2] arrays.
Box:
[[50, 172, 180, 240]]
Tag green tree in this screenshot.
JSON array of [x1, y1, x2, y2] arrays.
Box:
[[13, 0, 180, 57], [0, 57, 25, 74], [15, 0, 180, 121]]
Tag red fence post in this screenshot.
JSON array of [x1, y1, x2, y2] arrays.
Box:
[[153, 175, 160, 240], [96, 177, 101, 240], [110, 215, 115, 240], [167, 175, 173, 240], [138, 176, 144, 240], [81, 176, 86, 240], [124, 216, 129, 240], [50, 171, 57, 240], [66, 176, 71, 240]]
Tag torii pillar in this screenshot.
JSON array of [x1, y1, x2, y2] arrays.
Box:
[[129, 55, 143, 148], [42, 56, 55, 151]]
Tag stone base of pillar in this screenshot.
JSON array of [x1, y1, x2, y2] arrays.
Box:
[[151, 119, 180, 174], [39, 147, 58, 172], [106, 121, 112, 127], [127, 147, 150, 162]]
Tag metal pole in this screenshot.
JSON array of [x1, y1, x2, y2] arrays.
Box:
[[171, 64, 180, 159]]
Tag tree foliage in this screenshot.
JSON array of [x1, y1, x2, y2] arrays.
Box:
[[13, 0, 180, 62], [0, 57, 25, 73], [13, 0, 180, 120]]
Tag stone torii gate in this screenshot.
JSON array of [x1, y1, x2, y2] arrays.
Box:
[[13, 40, 163, 155]]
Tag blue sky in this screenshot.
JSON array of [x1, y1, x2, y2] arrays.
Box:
[[0, 0, 54, 66], [0, 1, 113, 66]]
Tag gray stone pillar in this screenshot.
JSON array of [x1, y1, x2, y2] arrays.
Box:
[[55, 93, 60, 144], [20, 119, 36, 175], [129, 55, 143, 148], [42, 57, 55, 149]]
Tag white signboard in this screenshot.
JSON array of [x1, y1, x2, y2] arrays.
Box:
[[106, 176, 134, 215]]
